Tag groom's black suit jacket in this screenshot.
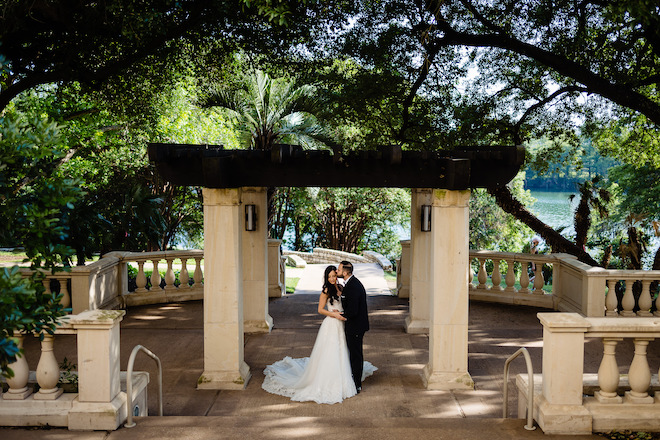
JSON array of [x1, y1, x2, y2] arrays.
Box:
[[342, 275, 369, 335]]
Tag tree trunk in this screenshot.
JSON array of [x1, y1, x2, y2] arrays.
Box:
[[488, 186, 599, 266]]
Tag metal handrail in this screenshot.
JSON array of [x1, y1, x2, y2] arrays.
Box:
[[502, 347, 536, 431], [124, 344, 163, 428]]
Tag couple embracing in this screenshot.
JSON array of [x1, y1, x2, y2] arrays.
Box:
[[262, 261, 376, 404]]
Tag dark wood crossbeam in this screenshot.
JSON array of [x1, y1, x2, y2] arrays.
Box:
[[148, 144, 524, 189]]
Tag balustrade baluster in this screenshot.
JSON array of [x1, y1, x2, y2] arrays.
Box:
[[42, 278, 52, 294], [595, 338, 623, 403], [518, 261, 530, 294], [504, 259, 515, 292], [533, 262, 545, 295], [34, 334, 63, 400], [477, 258, 487, 289], [135, 260, 148, 293], [3, 335, 32, 400], [151, 259, 162, 290], [625, 338, 654, 403], [637, 280, 653, 316], [179, 258, 190, 288], [164, 257, 176, 290], [621, 281, 636, 317], [606, 279, 619, 316], [193, 257, 203, 286], [56, 277, 71, 309], [491, 259, 502, 291]]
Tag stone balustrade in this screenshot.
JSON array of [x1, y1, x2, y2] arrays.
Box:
[[461, 250, 660, 317], [19, 256, 122, 315], [468, 250, 559, 309], [107, 250, 205, 308], [0, 309, 149, 430], [14, 244, 286, 314], [283, 248, 372, 265], [16, 274, 73, 312], [602, 271, 660, 317], [522, 313, 660, 434]]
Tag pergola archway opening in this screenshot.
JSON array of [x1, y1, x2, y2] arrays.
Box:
[[149, 143, 524, 391]]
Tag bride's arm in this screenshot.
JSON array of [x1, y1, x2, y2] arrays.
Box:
[[318, 291, 345, 320]]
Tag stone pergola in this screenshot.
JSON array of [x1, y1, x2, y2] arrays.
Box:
[[148, 143, 524, 391]]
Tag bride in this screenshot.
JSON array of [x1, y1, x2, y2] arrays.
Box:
[[262, 265, 377, 404]]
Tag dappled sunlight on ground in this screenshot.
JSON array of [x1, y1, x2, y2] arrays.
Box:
[[131, 314, 167, 321]]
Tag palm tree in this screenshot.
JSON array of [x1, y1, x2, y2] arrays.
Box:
[[570, 175, 611, 250], [200, 70, 336, 239], [201, 70, 334, 150]]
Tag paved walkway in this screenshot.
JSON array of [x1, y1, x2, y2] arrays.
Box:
[[294, 263, 392, 295], [1, 265, 634, 439]]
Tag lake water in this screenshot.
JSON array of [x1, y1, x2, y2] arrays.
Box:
[[529, 190, 660, 268], [527, 190, 577, 232]]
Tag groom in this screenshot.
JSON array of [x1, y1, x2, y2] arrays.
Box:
[[338, 260, 370, 393]]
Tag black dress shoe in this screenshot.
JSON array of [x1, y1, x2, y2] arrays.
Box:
[[356, 387, 361, 394]]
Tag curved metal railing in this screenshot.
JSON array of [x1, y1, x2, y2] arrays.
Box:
[[502, 347, 536, 431], [124, 345, 163, 428]]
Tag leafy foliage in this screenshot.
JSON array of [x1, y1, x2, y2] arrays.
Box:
[[201, 69, 335, 149], [274, 187, 410, 261], [470, 174, 534, 252], [0, 113, 76, 377]]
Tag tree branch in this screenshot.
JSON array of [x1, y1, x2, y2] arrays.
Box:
[[488, 186, 599, 266], [423, 0, 660, 125], [513, 85, 588, 143]]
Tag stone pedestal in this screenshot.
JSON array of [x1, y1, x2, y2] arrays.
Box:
[[242, 187, 273, 334], [397, 240, 410, 298], [405, 189, 432, 334], [68, 309, 126, 430], [422, 190, 474, 390], [536, 312, 592, 434], [198, 188, 251, 390]]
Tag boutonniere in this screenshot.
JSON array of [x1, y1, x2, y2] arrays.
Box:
[[339, 295, 345, 300]]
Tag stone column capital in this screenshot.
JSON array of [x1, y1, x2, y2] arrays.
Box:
[[240, 186, 267, 195], [431, 189, 471, 207], [202, 187, 241, 206]]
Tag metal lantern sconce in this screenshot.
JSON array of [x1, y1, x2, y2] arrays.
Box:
[[421, 205, 431, 232], [245, 204, 257, 231]]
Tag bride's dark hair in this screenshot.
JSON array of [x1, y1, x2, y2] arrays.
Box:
[[323, 265, 340, 305]]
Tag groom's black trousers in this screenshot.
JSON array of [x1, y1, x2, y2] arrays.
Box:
[[346, 332, 364, 389]]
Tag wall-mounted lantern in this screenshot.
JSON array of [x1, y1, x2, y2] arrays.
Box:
[[421, 205, 431, 232], [245, 204, 257, 231]]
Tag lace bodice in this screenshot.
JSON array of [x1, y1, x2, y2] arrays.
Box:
[[326, 297, 343, 313]]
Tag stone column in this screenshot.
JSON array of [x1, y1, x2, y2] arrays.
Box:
[[405, 188, 432, 334], [268, 239, 284, 298], [68, 309, 126, 430], [397, 240, 410, 298], [198, 188, 251, 390], [422, 189, 473, 390], [242, 187, 273, 333], [536, 312, 592, 435]]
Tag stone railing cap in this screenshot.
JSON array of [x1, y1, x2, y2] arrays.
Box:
[[585, 317, 660, 335], [537, 312, 590, 330], [69, 309, 126, 326]]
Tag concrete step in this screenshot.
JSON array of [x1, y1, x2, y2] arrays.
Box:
[[0, 416, 603, 440]]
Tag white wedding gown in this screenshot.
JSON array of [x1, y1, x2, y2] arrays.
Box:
[[262, 297, 377, 404]]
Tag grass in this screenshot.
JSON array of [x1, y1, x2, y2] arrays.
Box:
[[0, 250, 27, 263], [383, 270, 397, 282], [286, 277, 300, 294]]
